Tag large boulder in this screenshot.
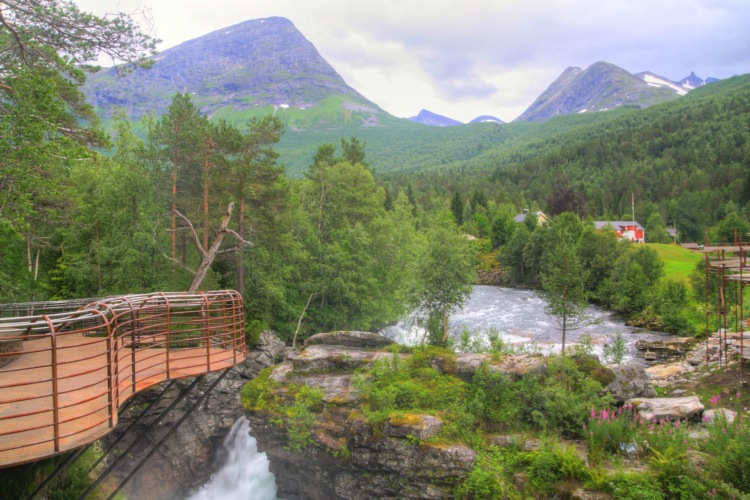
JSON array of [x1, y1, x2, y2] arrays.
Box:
[[305, 330, 395, 348], [292, 344, 398, 373], [383, 414, 444, 441], [606, 364, 657, 403], [625, 395, 705, 421], [453, 353, 546, 382]]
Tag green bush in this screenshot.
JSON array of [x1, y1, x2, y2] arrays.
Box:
[[585, 405, 639, 462], [456, 447, 510, 499], [526, 445, 589, 495]]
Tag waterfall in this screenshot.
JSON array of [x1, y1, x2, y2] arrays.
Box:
[[188, 417, 278, 500]]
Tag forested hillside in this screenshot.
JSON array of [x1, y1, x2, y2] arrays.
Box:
[[387, 74, 750, 242]]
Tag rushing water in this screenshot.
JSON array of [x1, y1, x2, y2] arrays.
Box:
[[188, 417, 278, 500], [194, 286, 671, 498], [381, 285, 671, 362]]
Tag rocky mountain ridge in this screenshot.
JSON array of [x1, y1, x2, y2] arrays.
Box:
[[515, 61, 708, 122], [83, 16, 380, 123]]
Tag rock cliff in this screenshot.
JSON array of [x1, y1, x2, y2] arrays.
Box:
[[245, 331, 480, 499]]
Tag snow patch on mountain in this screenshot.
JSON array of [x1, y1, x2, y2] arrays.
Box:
[[641, 73, 688, 95]]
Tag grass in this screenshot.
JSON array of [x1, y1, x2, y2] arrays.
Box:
[[646, 243, 702, 283]]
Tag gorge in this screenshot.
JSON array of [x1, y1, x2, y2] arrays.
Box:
[[118, 285, 672, 499]]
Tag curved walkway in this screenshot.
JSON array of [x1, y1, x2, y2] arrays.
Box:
[[0, 291, 246, 468]]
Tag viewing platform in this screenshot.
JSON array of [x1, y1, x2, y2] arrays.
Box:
[[0, 291, 246, 468]]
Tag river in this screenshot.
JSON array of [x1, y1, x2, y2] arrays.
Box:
[[190, 285, 670, 499]]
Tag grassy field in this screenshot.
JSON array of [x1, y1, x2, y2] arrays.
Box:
[[647, 243, 702, 283]]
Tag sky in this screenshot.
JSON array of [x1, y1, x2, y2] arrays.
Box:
[[75, 0, 750, 123]]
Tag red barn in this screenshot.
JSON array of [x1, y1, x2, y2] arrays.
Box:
[[594, 221, 645, 243]]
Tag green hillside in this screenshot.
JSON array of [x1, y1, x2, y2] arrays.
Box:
[[389, 74, 750, 240], [647, 243, 702, 283]]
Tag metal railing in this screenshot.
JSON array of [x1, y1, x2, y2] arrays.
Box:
[[0, 291, 246, 468]]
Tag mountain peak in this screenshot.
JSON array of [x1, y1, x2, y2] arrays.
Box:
[[84, 16, 377, 121], [408, 109, 463, 127], [470, 115, 504, 124], [515, 61, 682, 122]]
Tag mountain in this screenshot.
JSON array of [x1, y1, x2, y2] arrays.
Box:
[[408, 109, 463, 126], [470, 115, 505, 124], [515, 61, 681, 122], [679, 71, 722, 89], [83, 17, 385, 126], [636, 71, 688, 95]]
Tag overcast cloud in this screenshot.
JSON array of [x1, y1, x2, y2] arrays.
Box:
[[76, 0, 750, 122]]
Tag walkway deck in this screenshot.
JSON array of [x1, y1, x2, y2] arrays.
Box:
[[0, 291, 246, 468]]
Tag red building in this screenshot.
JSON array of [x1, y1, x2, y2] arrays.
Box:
[[594, 221, 645, 243]]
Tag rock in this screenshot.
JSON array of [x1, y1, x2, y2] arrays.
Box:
[[606, 364, 657, 403], [453, 352, 546, 382], [522, 438, 543, 452], [292, 344, 397, 373], [702, 408, 737, 426], [383, 414, 444, 441], [269, 360, 294, 382], [487, 434, 518, 449], [571, 488, 613, 499], [635, 337, 695, 362], [295, 373, 361, 404], [477, 270, 507, 286], [625, 396, 705, 421], [686, 345, 720, 366], [248, 409, 476, 499], [305, 330, 395, 348], [644, 361, 694, 386]]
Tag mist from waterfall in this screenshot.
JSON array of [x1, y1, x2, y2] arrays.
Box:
[[188, 416, 278, 500]]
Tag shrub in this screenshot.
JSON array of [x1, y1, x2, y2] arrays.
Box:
[[526, 445, 589, 495], [455, 448, 509, 499], [701, 410, 750, 491], [602, 332, 627, 364], [585, 405, 640, 462]]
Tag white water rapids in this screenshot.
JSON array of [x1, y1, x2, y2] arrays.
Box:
[[188, 417, 278, 500], [192, 286, 670, 498]]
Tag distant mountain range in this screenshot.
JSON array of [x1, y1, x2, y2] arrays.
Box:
[[408, 109, 463, 126], [515, 61, 719, 122], [83, 16, 721, 130], [407, 110, 505, 126]]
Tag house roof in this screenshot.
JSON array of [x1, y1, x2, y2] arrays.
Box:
[[594, 220, 644, 231], [514, 211, 545, 223]]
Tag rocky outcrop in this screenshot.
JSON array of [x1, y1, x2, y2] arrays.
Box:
[[606, 364, 657, 403], [245, 333, 478, 499], [635, 337, 695, 362], [305, 331, 395, 348], [625, 396, 705, 421], [644, 360, 695, 387], [477, 270, 507, 286], [248, 408, 476, 500], [291, 344, 399, 373]]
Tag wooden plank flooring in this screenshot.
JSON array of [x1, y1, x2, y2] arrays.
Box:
[[0, 332, 242, 468]]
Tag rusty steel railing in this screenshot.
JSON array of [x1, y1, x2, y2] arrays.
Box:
[[0, 291, 246, 468]]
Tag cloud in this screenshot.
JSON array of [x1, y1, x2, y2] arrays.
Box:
[[75, 0, 750, 122]]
